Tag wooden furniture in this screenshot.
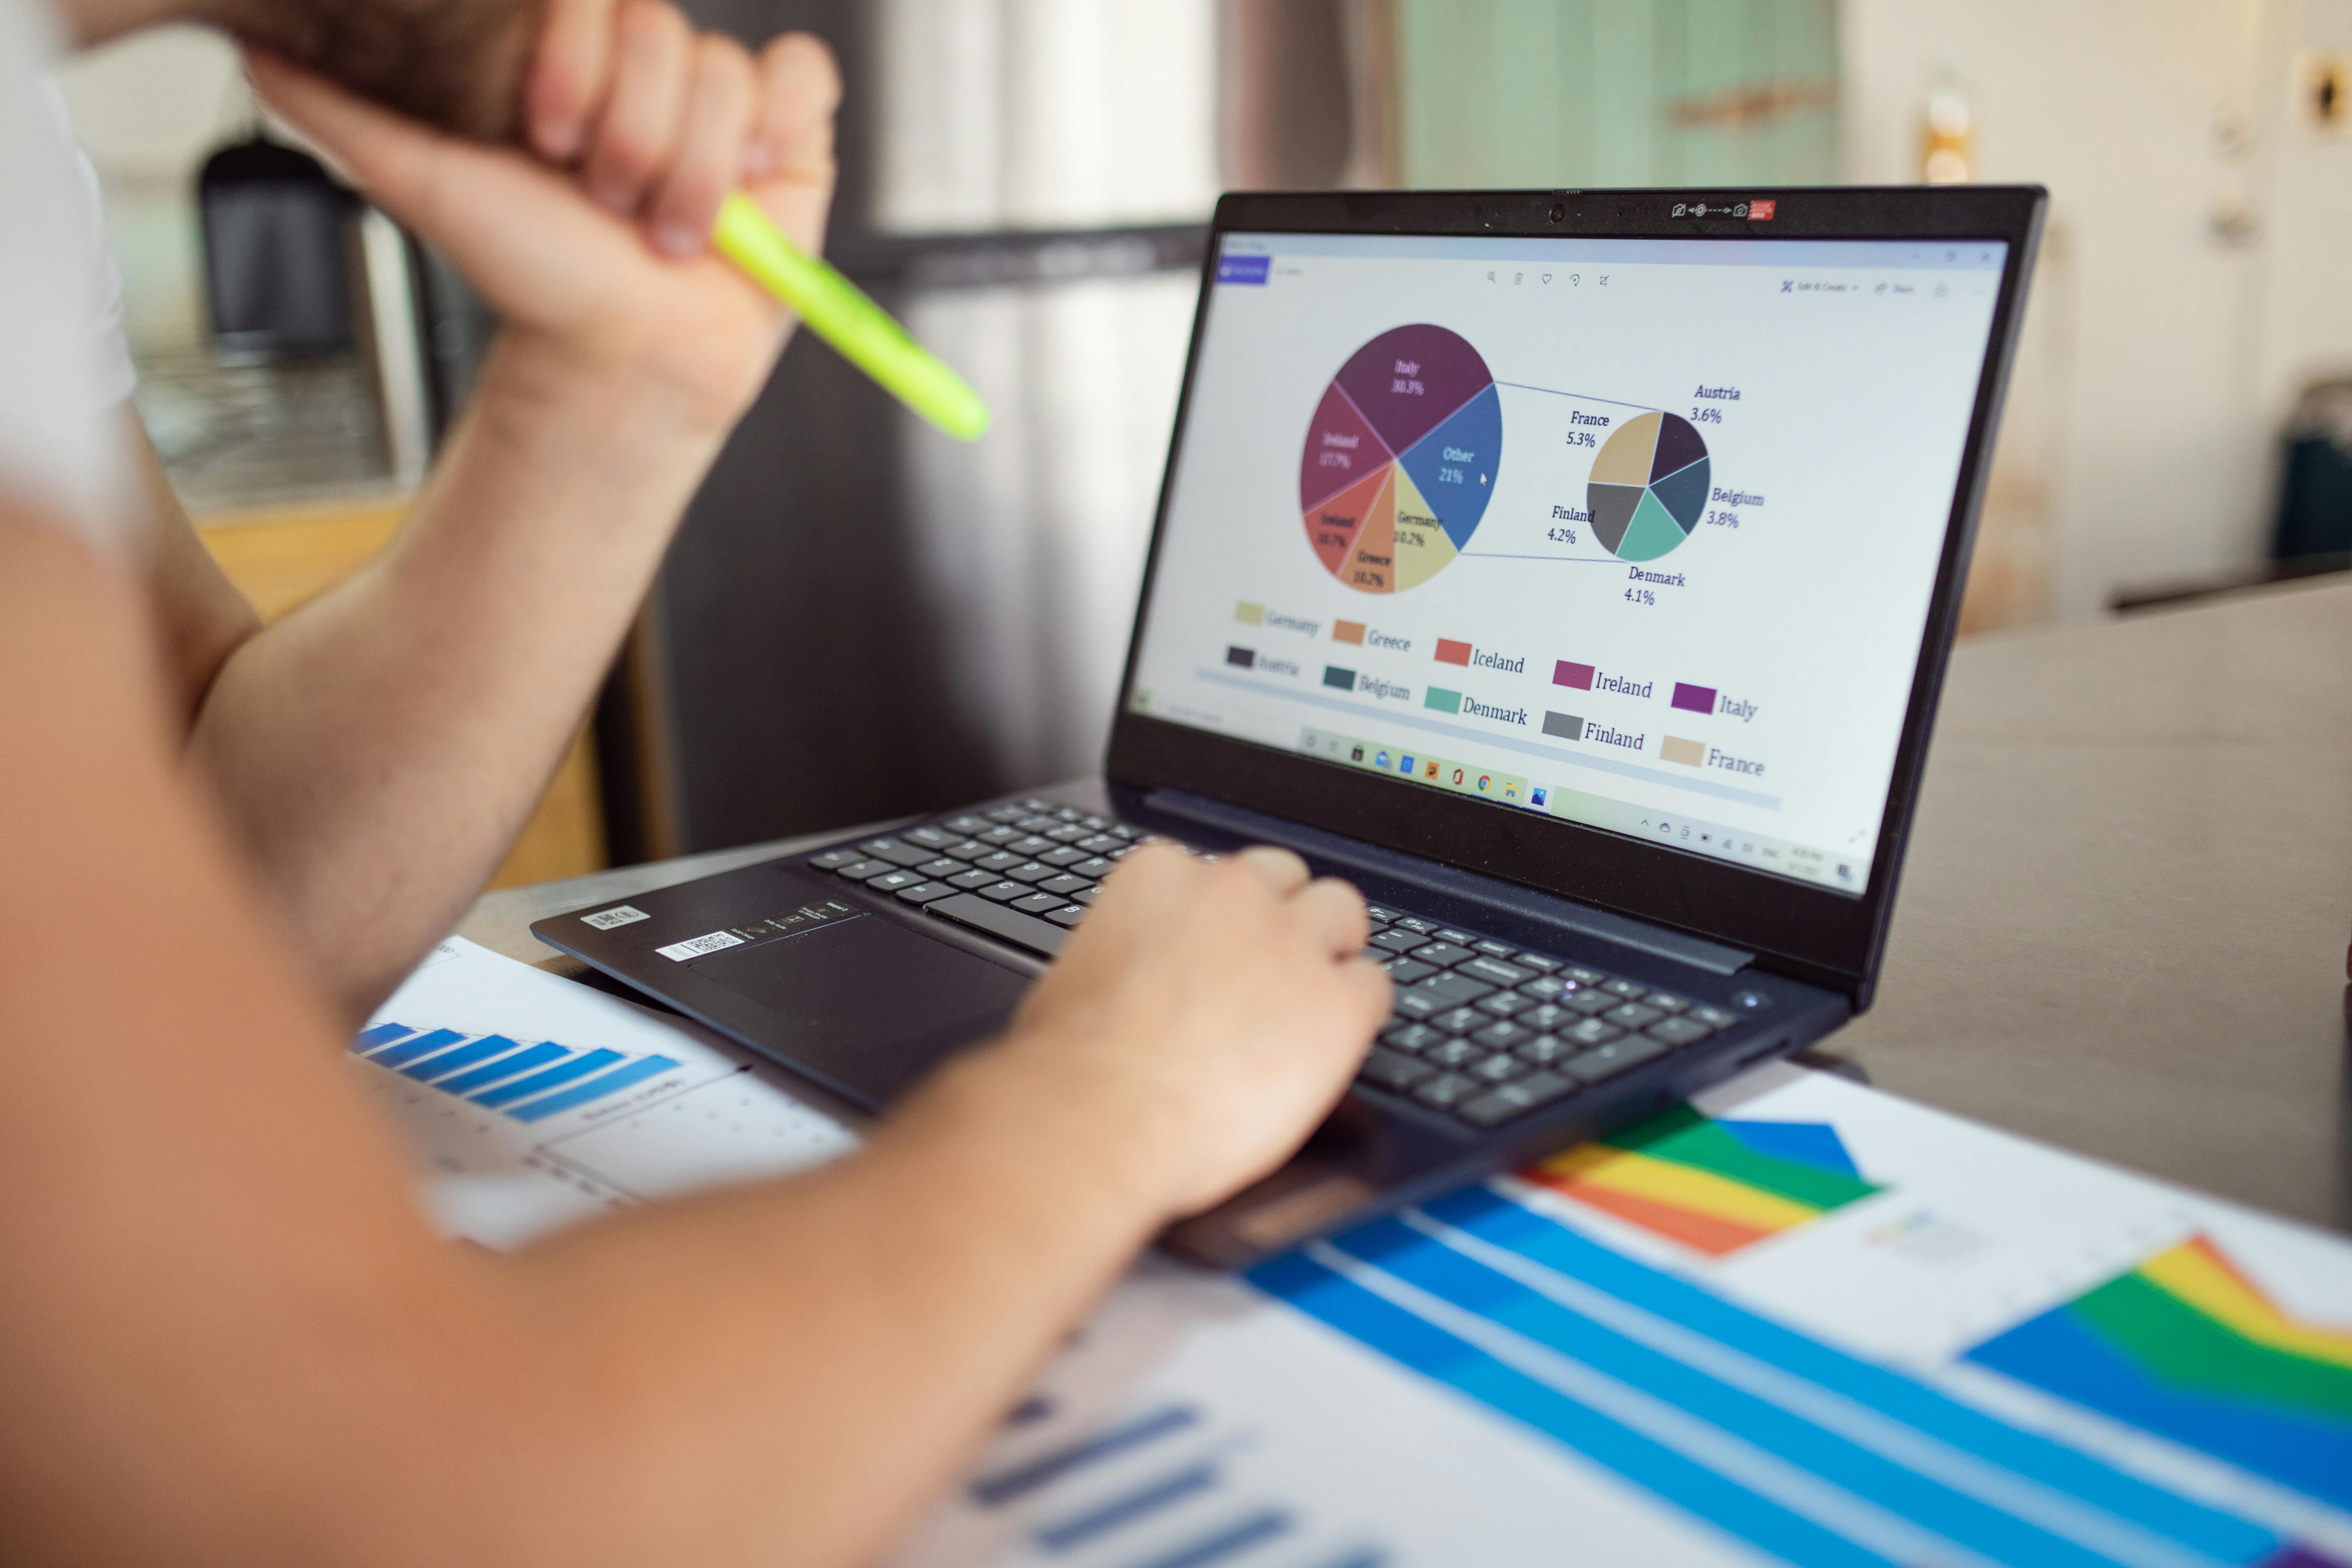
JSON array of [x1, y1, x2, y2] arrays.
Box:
[[194, 494, 606, 890], [458, 576, 2352, 1234]]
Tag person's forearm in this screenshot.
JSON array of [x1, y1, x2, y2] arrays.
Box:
[[187, 335, 735, 1018], [488, 1039, 1180, 1566]]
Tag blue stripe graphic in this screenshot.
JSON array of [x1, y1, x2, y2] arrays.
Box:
[[471, 1048, 621, 1107], [353, 1022, 414, 1053], [1332, 1216, 2134, 1568], [1251, 1250, 1899, 1568], [505, 1055, 678, 1122], [400, 1034, 521, 1083], [1419, 1188, 2280, 1565], [367, 1028, 465, 1068], [435, 1041, 567, 1095], [1968, 1306, 2352, 1514]]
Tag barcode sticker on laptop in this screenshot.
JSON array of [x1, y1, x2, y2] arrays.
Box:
[[581, 904, 651, 930], [656, 930, 746, 962]]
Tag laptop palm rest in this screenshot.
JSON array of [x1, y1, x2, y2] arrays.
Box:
[[689, 914, 1027, 1106]]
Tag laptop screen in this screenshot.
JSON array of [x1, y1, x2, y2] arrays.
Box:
[[1125, 228, 2009, 896]]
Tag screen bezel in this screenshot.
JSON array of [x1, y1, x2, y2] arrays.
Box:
[[1105, 185, 2046, 999]]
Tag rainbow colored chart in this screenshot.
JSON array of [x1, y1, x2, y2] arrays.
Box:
[[1522, 1105, 1883, 1256], [1966, 1235, 2352, 1512]]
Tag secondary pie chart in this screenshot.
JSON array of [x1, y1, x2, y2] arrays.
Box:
[[1587, 411, 1710, 563], [1299, 324, 1502, 593]]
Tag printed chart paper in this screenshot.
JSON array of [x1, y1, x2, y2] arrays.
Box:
[[359, 947, 2352, 1566]]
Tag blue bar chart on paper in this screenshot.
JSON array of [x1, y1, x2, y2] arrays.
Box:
[[351, 1019, 685, 1125]]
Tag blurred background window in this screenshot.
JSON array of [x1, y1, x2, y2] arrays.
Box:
[[51, 0, 2352, 871]]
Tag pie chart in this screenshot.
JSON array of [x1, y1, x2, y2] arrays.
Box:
[[1299, 324, 1502, 593], [1587, 411, 1710, 563]]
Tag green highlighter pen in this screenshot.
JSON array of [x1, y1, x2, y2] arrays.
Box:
[[711, 191, 991, 442]]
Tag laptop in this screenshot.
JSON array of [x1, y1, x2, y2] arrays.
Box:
[[538, 184, 2046, 1267]]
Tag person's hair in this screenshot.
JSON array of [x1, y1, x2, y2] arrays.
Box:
[[223, 0, 539, 141]]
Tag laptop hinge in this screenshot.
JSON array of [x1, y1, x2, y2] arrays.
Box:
[[1139, 788, 1755, 978]]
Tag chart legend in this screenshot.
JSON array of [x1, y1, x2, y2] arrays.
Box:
[[1300, 325, 1503, 593], [1522, 1105, 1883, 1256], [1588, 412, 1711, 563]]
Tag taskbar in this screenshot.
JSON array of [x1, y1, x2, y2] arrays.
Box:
[[1295, 726, 1868, 896]]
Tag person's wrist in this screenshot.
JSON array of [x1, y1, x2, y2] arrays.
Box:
[[940, 1017, 1205, 1231], [473, 319, 771, 453]]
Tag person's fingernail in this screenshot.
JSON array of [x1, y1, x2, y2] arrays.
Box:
[[654, 222, 703, 257]]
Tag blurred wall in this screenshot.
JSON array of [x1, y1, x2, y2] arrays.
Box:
[[1844, 0, 2352, 617]]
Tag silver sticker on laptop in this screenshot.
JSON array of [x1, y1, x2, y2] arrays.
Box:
[[581, 904, 652, 930], [656, 930, 746, 961]]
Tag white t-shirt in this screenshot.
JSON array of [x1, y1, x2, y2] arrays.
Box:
[[0, 0, 136, 546]]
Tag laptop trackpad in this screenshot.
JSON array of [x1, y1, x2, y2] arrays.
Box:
[[689, 914, 1029, 1106]]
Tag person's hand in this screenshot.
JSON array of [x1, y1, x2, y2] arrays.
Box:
[[244, 0, 839, 437], [996, 845, 1392, 1221]]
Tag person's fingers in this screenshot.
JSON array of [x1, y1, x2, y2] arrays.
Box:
[[1334, 956, 1395, 1027], [580, 0, 692, 216], [246, 49, 445, 215], [1290, 876, 1371, 956], [744, 31, 840, 182], [1234, 846, 1310, 899], [525, 0, 619, 161], [645, 34, 755, 255]]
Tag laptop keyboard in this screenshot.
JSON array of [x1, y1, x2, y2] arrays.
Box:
[[808, 797, 1744, 1134]]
